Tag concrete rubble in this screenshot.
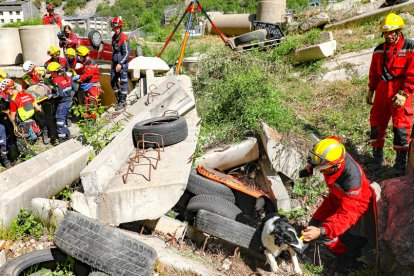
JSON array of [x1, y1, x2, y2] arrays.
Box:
[[295, 40, 337, 63], [0, 240, 5, 267], [322, 48, 373, 81], [0, 140, 91, 227], [72, 73, 200, 226], [299, 12, 330, 32], [30, 198, 68, 226]]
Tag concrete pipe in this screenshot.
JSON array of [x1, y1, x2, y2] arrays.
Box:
[[0, 28, 23, 65], [19, 25, 60, 66], [257, 0, 286, 24], [206, 13, 255, 36]]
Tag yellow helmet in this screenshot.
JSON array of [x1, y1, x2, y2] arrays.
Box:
[[76, 46, 90, 57], [66, 48, 76, 56], [48, 46, 60, 56], [380, 13, 405, 32], [308, 136, 346, 170], [0, 70, 8, 82], [47, 62, 62, 72]]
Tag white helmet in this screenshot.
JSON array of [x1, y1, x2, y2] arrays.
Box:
[[23, 60, 36, 73]]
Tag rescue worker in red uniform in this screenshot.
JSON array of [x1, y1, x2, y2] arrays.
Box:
[[42, 4, 62, 28], [367, 13, 414, 176], [46, 62, 73, 142], [59, 25, 78, 51], [44, 46, 69, 72], [75, 46, 101, 119], [300, 136, 373, 273], [110, 17, 130, 110], [22, 60, 45, 90]]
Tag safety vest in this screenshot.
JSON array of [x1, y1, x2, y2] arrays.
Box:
[[11, 93, 35, 122]]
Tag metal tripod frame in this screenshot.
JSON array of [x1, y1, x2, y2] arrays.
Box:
[[157, 0, 227, 74]]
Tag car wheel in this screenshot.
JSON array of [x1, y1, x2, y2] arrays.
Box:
[[187, 170, 236, 203], [132, 116, 188, 148], [88, 30, 102, 49], [54, 211, 158, 276], [0, 248, 92, 275], [234, 29, 267, 47], [186, 194, 242, 220], [195, 210, 262, 252]]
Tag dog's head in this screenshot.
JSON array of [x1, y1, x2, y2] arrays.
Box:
[[261, 213, 306, 254]]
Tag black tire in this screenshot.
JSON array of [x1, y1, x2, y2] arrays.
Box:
[[89, 272, 110, 276], [54, 211, 158, 276], [88, 30, 102, 48], [187, 170, 235, 203], [186, 194, 242, 220], [0, 248, 92, 275], [195, 210, 262, 252], [132, 116, 188, 148], [234, 30, 267, 46]]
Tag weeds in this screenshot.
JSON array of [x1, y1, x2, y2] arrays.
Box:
[[0, 209, 44, 240]]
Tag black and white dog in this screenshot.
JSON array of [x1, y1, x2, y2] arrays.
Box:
[[260, 213, 306, 275]]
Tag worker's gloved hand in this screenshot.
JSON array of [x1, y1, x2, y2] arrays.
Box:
[[392, 90, 408, 108], [366, 90, 374, 105]]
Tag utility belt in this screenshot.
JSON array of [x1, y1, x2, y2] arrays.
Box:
[[381, 65, 404, 82]]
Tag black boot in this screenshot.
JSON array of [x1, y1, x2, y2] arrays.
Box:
[[394, 151, 407, 176], [372, 148, 385, 169], [1, 153, 12, 169], [115, 95, 127, 111]]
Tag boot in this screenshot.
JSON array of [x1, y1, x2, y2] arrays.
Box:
[[394, 151, 407, 176], [1, 153, 12, 169], [42, 128, 50, 145], [115, 93, 127, 111], [372, 148, 385, 169]]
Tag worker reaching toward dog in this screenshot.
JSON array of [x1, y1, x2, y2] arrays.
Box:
[[300, 136, 373, 273], [367, 13, 414, 176]]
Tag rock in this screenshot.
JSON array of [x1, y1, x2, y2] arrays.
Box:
[[378, 177, 414, 273], [30, 198, 68, 226], [299, 12, 329, 32]]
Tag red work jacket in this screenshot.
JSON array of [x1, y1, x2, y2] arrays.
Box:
[[79, 59, 100, 83], [312, 154, 372, 239], [42, 13, 62, 27], [369, 35, 414, 97]]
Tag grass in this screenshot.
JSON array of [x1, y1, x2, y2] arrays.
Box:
[[2, 17, 43, 28]]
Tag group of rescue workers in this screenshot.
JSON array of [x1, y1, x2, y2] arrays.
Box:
[[300, 13, 414, 274], [0, 6, 412, 274], [0, 4, 131, 169]]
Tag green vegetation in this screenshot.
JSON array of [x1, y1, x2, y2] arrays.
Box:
[[64, 0, 87, 15], [0, 209, 44, 240], [2, 17, 43, 28]]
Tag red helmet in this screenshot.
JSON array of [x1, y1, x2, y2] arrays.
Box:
[[111, 17, 123, 28], [46, 4, 54, 11]]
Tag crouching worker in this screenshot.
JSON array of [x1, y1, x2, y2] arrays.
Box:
[[47, 62, 73, 143], [1, 79, 42, 156], [75, 46, 101, 119], [300, 136, 373, 274]]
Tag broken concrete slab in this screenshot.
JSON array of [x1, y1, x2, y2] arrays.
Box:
[[195, 137, 259, 171], [30, 198, 68, 226], [80, 75, 195, 197], [299, 12, 330, 32], [268, 175, 291, 212], [95, 108, 200, 225], [294, 40, 337, 63], [128, 56, 170, 80], [260, 122, 305, 180], [0, 249, 5, 268], [154, 216, 188, 241], [322, 48, 373, 81], [0, 140, 91, 227], [326, 0, 414, 29]]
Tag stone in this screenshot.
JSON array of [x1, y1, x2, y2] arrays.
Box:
[[30, 198, 68, 226], [299, 12, 329, 32]]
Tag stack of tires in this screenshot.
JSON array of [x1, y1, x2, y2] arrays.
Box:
[[178, 170, 263, 253]]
